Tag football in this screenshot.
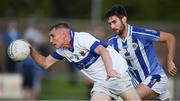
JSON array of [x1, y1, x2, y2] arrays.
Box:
[[8, 40, 30, 61]]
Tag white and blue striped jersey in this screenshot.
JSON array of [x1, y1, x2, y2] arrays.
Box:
[[50, 31, 128, 81], [108, 25, 165, 83]]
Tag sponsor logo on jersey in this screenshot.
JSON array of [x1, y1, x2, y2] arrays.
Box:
[[132, 43, 138, 50], [79, 51, 86, 56]]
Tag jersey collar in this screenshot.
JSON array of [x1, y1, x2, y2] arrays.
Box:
[[118, 24, 132, 42]]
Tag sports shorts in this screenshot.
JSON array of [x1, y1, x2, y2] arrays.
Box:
[[91, 71, 134, 100]]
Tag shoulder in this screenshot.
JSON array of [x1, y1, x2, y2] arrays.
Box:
[[108, 35, 118, 43], [132, 26, 160, 36], [75, 31, 97, 41], [75, 32, 91, 36], [50, 48, 65, 60], [131, 25, 160, 42], [54, 48, 66, 54], [74, 31, 92, 38], [132, 26, 146, 33]]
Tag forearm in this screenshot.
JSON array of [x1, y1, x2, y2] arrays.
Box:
[[30, 47, 49, 69], [95, 45, 121, 78], [99, 47, 113, 73], [166, 34, 176, 62], [159, 32, 177, 75]]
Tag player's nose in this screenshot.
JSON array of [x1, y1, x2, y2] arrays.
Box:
[[111, 24, 115, 29]]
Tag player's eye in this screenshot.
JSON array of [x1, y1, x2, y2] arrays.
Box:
[[50, 34, 54, 37], [112, 20, 116, 24]]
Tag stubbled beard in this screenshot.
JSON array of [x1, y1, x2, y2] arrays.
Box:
[[113, 23, 125, 36], [118, 23, 125, 35]]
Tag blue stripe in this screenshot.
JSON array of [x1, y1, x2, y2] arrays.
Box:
[[108, 36, 119, 52], [134, 70, 142, 83], [132, 34, 150, 78], [90, 41, 108, 52], [147, 75, 161, 88], [132, 27, 160, 39], [69, 30, 75, 52], [72, 51, 100, 69], [133, 27, 160, 37], [113, 38, 119, 52], [122, 40, 130, 57], [50, 51, 64, 60], [127, 70, 138, 87], [132, 32, 160, 39], [147, 81, 154, 88], [151, 75, 161, 82], [122, 40, 127, 48], [126, 59, 133, 67]]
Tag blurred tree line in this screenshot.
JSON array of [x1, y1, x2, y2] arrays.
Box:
[[0, 0, 52, 17], [102, 0, 180, 21], [0, 0, 180, 21]]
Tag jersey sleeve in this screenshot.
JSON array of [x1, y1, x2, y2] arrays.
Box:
[[108, 37, 119, 52], [77, 32, 108, 52], [133, 27, 160, 42], [108, 38, 113, 46], [50, 50, 65, 60]]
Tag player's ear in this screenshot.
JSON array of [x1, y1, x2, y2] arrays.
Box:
[[64, 32, 70, 40], [122, 16, 127, 23]]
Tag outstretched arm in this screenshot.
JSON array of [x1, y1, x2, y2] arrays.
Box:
[[24, 40, 58, 69], [30, 47, 58, 69], [158, 31, 177, 76], [94, 45, 121, 79]]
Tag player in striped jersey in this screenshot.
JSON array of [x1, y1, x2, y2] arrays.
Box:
[[106, 5, 177, 100], [27, 22, 140, 100]]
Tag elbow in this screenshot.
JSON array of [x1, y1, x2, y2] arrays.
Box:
[[169, 33, 176, 42], [43, 62, 51, 69], [172, 34, 176, 42], [40, 60, 51, 70], [37, 64, 49, 70], [43, 65, 50, 69]]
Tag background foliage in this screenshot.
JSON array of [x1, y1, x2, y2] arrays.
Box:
[[0, 0, 180, 21]]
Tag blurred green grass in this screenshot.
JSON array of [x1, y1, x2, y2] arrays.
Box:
[[38, 74, 90, 100]]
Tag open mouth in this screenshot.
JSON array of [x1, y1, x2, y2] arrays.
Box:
[[113, 29, 117, 32]]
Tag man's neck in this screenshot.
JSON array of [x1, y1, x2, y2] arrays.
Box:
[[63, 33, 72, 49], [119, 24, 128, 40]]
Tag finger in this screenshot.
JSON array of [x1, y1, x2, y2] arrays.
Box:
[[171, 68, 177, 73], [173, 67, 177, 71], [106, 76, 110, 81], [170, 70, 176, 76], [170, 69, 176, 74], [172, 70, 177, 74], [170, 72, 176, 76], [23, 40, 31, 48], [115, 72, 121, 78], [169, 71, 174, 76], [111, 72, 121, 78]]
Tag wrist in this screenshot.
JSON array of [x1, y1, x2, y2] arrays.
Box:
[[107, 69, 113, 74], [29, 47, 35, 55], [167, 60, 173, 63]]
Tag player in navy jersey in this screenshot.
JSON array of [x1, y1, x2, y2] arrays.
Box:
[[106, 5, 177, 100], [26, 22, 140, 100]]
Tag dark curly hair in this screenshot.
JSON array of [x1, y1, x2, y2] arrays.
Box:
[[105, 4, 127, 19]]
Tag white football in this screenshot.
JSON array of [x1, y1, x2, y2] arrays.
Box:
[[8, 40, 30, 61]]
